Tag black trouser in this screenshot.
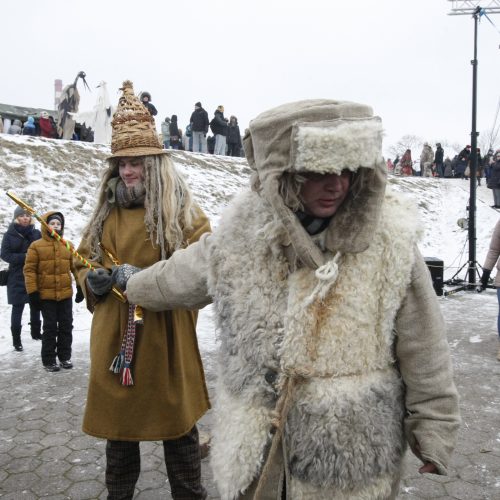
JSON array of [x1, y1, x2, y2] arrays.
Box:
[[227, 143, 240, 156], [105, 426, 206, 500], [40, 298, 73, 365], [11, 302, 41, 331]]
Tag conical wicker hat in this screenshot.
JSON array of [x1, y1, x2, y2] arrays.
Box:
[[109, 80, 164, 158]]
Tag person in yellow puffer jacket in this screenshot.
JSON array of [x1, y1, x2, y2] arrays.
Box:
[[23, 211, 83, 372]]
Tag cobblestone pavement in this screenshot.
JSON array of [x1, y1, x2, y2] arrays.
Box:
[[0, 291, 499, 499]]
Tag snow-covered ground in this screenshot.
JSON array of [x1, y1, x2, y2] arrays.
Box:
[[1, 134, 499, 360]]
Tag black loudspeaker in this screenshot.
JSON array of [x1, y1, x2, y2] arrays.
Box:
[[424, 257, 444, 296]]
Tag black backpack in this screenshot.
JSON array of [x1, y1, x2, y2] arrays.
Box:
[[209, 118, 217, 135]]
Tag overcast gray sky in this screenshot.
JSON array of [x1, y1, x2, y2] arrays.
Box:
[[2, 0, 499, 156]]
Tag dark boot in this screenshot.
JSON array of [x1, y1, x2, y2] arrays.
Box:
[[11, 326, 23, 352], [29, 322, 42, 340]]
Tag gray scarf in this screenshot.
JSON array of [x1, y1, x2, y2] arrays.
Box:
[[107, 177, 146, 208]]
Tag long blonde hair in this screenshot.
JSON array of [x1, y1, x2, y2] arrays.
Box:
[[82, 154, 196, 261]]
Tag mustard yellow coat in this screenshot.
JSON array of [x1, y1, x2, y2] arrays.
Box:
[[75, 205, 211, 441], [24, 211, 76, 301]]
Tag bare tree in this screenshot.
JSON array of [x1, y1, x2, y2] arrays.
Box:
[[449, 142, 463, 156], [478, 128, 500, 153], [387, 134, 423, 159]]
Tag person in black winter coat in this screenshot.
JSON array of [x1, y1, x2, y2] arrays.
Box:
[[459, 145, 471, 162], [454, 156, 467, 179], [190, 102, 210, 153], [169, 115, 181, 150], [0, 207, 42, 350], [434, 143, 444, 177], [226, 115, 242, 156], [211, 106, 228, 155], [140, 91, 158, 116], [487, 150, 500, 207]]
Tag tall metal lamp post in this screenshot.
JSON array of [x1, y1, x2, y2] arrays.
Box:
[[448, 0, 500, 289]]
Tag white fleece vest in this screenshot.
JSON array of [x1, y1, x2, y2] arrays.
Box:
[[207, 189, 420, 499]]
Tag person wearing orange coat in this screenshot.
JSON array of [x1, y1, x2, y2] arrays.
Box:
[[24, 211, 83, 372]]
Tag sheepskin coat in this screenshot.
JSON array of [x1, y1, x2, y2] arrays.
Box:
[[127, 100, 459, 499], [24, 211, 76, 301], [127, 188, 459, 499], [75, 205, 211, 441]]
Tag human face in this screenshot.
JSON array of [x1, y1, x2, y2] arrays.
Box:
[[47, 218, 62, 233], [16, 214, 32, 227], [118, 157, 145, 188], [300, 171, 351, 218]]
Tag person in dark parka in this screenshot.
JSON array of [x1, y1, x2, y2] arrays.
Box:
[[140, 91, 158, 116], [487, 150, 500, 208], [169, 114, 181, 150], [0, 207, 42, 350], [227, 115, 242, 156], [190, 102, 210, 153]]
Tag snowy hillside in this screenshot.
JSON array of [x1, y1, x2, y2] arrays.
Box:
[[1, 133, 499, 358], [0, 134, 251, 244]]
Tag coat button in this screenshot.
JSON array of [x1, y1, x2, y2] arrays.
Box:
[[264, 370, 277, 385]]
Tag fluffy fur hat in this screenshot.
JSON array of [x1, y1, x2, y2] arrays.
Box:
[[243, 99, 387, 268], [109, 80, 163, 158], [244, 99, 383, 178]]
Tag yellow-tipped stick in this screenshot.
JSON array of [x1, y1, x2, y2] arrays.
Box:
[[6, 191, 126, 303]]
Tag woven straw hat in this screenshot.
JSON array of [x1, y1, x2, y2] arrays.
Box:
[[109, 80, 164, 158]]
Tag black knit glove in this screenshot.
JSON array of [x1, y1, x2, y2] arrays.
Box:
[[111, 264, 142, 291], [87, 268, 113, 296], [28, 291, 41, 308], [479, 269, 492, 291], [75, 285, 84, 303]]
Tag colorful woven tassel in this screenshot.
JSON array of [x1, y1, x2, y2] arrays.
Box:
[[121, 365, 133, 386], [109, 304, 139, 387], [109, 352, 125, 373]]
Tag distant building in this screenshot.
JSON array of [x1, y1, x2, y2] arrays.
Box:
[[0, 103, 57, 134], [54, 79, 63, 110]]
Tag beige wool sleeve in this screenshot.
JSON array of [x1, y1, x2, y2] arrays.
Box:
[[126, 232, 213, 311], [395, 249, 460, 475], [483, 219, 500, 284]]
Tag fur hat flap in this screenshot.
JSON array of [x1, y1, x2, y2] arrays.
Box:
[[291, 117, 383, 174], [247, 99, 374, 178]]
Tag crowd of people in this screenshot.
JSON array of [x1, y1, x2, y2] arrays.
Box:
[[0, 111, 94, 141], [0, 93, 245, 157], [0, 84, 467, 499], [159, 101, 243, 156], [0, 112, 59, 138], [388, 142, 499, 183], [387, 143, 500, 208]]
